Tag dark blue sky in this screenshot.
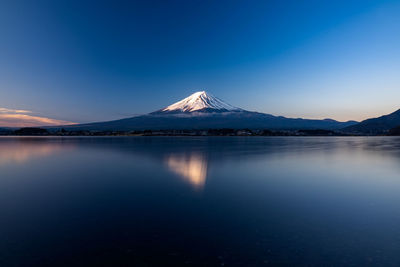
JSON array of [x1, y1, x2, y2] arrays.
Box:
[[0, 0, 399, 126]]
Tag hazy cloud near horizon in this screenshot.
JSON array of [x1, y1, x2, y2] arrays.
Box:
[[0, 107, 74, 128]]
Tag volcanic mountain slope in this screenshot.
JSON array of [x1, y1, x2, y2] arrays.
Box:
[[60, 91, 357, 131], [343, 109, 400, 134]]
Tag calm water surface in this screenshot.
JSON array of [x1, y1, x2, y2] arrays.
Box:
[[1, 136, 400, 266]]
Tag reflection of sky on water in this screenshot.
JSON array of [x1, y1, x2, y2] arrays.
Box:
[[165, 153, 208, 190], [1, 137, 400, 266], [2, 136, 400, 187], [0, 138, 72, 165]]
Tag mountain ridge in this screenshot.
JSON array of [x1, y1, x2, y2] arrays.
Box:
[[343, 109, 400, 134], [57, 91, 357, 131]]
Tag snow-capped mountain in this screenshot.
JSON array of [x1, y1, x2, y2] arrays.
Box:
[[58, 91, 358, 131], [152, 91, 242, 114]]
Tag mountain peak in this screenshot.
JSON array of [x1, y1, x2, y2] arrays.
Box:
[[155, 91, 242, 114]]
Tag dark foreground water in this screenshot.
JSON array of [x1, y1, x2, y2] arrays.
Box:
[[1, 137, 400, 266]]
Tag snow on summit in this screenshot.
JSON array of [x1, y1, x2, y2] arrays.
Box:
[[160, 91, 241, 113]]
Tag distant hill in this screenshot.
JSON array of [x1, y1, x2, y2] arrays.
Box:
[[54, 91, 358, 131], [0, 127, 12, 134], [343, 109, 400, 134], [389, 126, 400, 136]]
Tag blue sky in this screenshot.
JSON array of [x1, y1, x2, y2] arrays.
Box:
[[0, 0, 399, 126]]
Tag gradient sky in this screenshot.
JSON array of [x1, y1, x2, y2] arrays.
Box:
[[0, 0, 399, 126]]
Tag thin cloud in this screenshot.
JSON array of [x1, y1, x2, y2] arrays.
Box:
[[0, 107, 32, 114], [0, 107, 75, 127]]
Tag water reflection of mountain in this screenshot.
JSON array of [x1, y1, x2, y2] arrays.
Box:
[[165, 153, 208, 190], [3, 136, 400, 186]]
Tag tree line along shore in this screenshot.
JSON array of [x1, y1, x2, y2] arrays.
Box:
[[2, 127, 400, 136]]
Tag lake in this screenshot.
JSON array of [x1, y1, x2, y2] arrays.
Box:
[[1, 136, 400, 266]]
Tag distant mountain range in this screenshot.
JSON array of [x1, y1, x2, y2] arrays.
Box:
[[59, 91, 358, 131], [343, 109, 400, 134]]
